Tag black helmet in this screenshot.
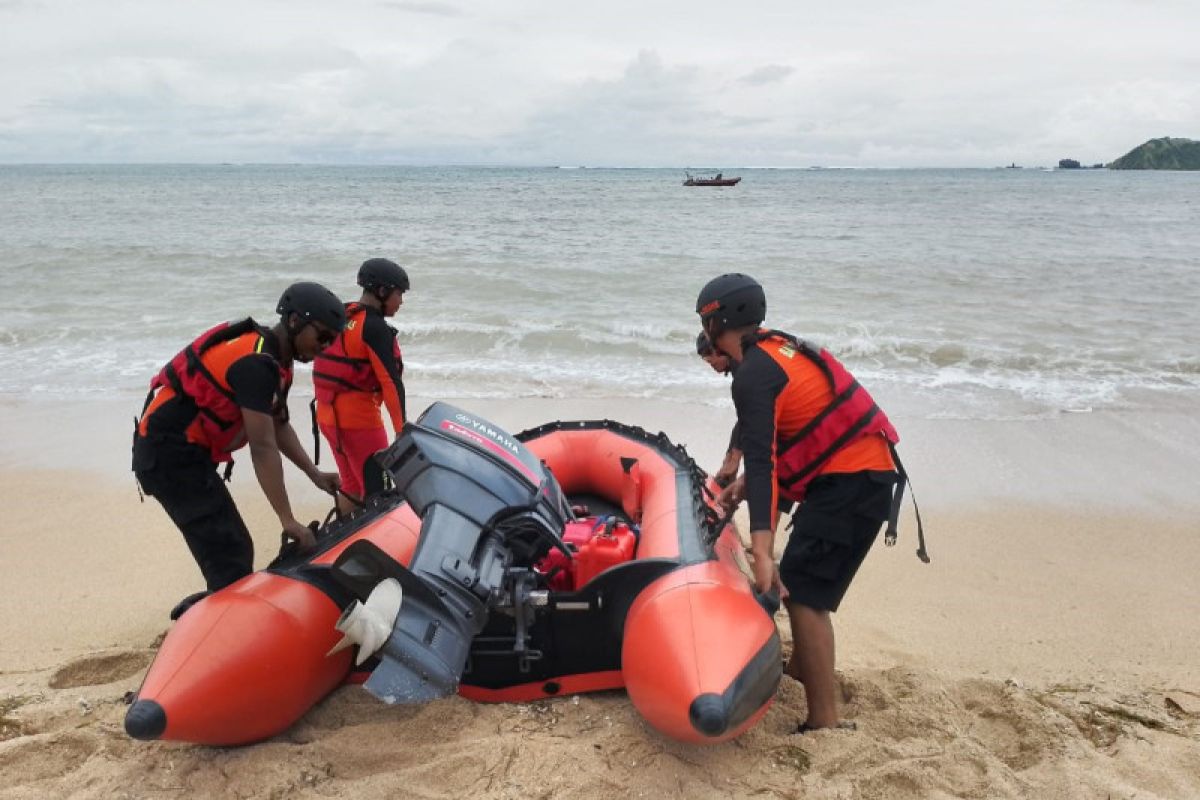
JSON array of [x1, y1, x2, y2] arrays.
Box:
[[696, 332, 715, 356], [276, 281, 347, 332], [357, 258, 410, 293], [695, 273, 766, 332]]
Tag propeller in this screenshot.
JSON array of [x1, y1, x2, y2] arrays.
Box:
[[327, 578, 404, 665]]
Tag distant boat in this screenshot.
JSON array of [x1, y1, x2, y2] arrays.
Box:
[[683, 171, 741, 187], [1005, 162, 1023, 169]]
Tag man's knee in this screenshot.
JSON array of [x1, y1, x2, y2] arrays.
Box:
[[790, 602, 830, 620], [184, 520, 253, 591], [177, 499, 254, 590]]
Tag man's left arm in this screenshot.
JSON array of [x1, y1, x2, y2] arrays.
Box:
[[731, 356, 787, 593], [714, 421, 742, 487], [363, 316, 406, 433]]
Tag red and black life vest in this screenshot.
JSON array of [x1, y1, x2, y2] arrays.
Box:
[[308, 303, 405, 466], [755, 330, 899, 501], [140, 318, 291, 463], [312, 303, 390, 402], [751, 330, 927, 562]]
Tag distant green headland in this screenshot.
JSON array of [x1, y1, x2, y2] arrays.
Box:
[[1108, 137, 1200, 170]]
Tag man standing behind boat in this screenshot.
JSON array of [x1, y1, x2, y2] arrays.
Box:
[[695, 273, 924, 733], [133, 282, 347, 618], [313, 258, 409, 513], [696, 332, 742, 488]]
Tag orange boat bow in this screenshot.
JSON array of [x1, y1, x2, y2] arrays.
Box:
[[623, 561, 781, 743]]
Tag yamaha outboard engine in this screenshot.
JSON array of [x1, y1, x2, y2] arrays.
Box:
[[329, 402, 573, 704]]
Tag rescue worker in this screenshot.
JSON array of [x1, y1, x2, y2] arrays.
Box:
[[133, 282, 346, 618], [695, 273, 926, 733], [312, 258, 409, 513], [696, 331, 742, 488]]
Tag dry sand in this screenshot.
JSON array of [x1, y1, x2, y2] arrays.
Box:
[[2, 395, 1199, 799]]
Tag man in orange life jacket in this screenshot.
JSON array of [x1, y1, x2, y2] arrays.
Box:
[[697, 331, 742, 488], [312, 258, 408, 513], [133, 282, 346, 617], [697, 273, 919, 733]]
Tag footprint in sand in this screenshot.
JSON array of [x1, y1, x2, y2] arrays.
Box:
[[0, 732, 100, 784], [48, 651, 153, 690], [958, 680, 1053, 771]]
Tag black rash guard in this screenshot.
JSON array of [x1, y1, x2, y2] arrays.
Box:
[[223, 330, 290, 420], [360, 306, 406, 425], [730, 346, 789, 531], [727, 421, 741, 453]]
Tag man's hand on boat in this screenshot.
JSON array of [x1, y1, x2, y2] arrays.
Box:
[[309, 469, 342, 496], [713, 448, 742, 488], [282, 518, 318, 550], [748, 533, 779, 594], [718, 475, 745, 512]]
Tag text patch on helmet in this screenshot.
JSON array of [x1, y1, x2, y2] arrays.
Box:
[[700, 300, 721, 315]]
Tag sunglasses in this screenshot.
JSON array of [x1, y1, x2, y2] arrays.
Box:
[[312, 325, 337, 347]]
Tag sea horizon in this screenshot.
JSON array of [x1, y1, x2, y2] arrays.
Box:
[[0, 162, 1121, 170]]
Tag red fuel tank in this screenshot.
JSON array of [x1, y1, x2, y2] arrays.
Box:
[[574, 520, 637, 587]]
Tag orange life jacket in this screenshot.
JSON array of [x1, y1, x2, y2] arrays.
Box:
[[751, 330, 928, 562], [139, 319, 292, 463], [752, 330, 898, 502], [312, 303, 398, 402]]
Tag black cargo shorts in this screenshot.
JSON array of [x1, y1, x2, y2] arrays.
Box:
[[778, 470, 896, 612]]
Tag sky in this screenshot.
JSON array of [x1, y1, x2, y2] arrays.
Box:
[[1, 0, 1197, 167]]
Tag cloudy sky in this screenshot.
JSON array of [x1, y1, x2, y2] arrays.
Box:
[[1, 0, 1196, 166]]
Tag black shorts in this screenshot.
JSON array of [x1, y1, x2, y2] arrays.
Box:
[[778, 470, 896, 612], [133, 434, 254, 592]]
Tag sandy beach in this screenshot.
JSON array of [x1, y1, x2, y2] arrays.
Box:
[[2, 394, 1199, 799]]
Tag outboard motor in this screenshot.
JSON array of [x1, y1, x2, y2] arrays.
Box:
[[329, 402, 573, 704]]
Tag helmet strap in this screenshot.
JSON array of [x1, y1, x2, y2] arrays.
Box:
[[269, 315, 299, 363], [361, 286, 387, 309], [285, 315, 307, 355]]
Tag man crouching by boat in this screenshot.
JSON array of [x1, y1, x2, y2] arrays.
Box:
[[133, 282, 346, 619], [695, 273, 908, 734]]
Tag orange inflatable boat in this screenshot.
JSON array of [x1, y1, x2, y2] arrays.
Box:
[[125, 402, 781, 746]]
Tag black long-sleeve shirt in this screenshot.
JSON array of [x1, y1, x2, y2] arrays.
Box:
[[359, 307, 406, 429], [730, 346, 789, 531]]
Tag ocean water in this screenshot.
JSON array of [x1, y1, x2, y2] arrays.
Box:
[[1, 164, 1197, 420]]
